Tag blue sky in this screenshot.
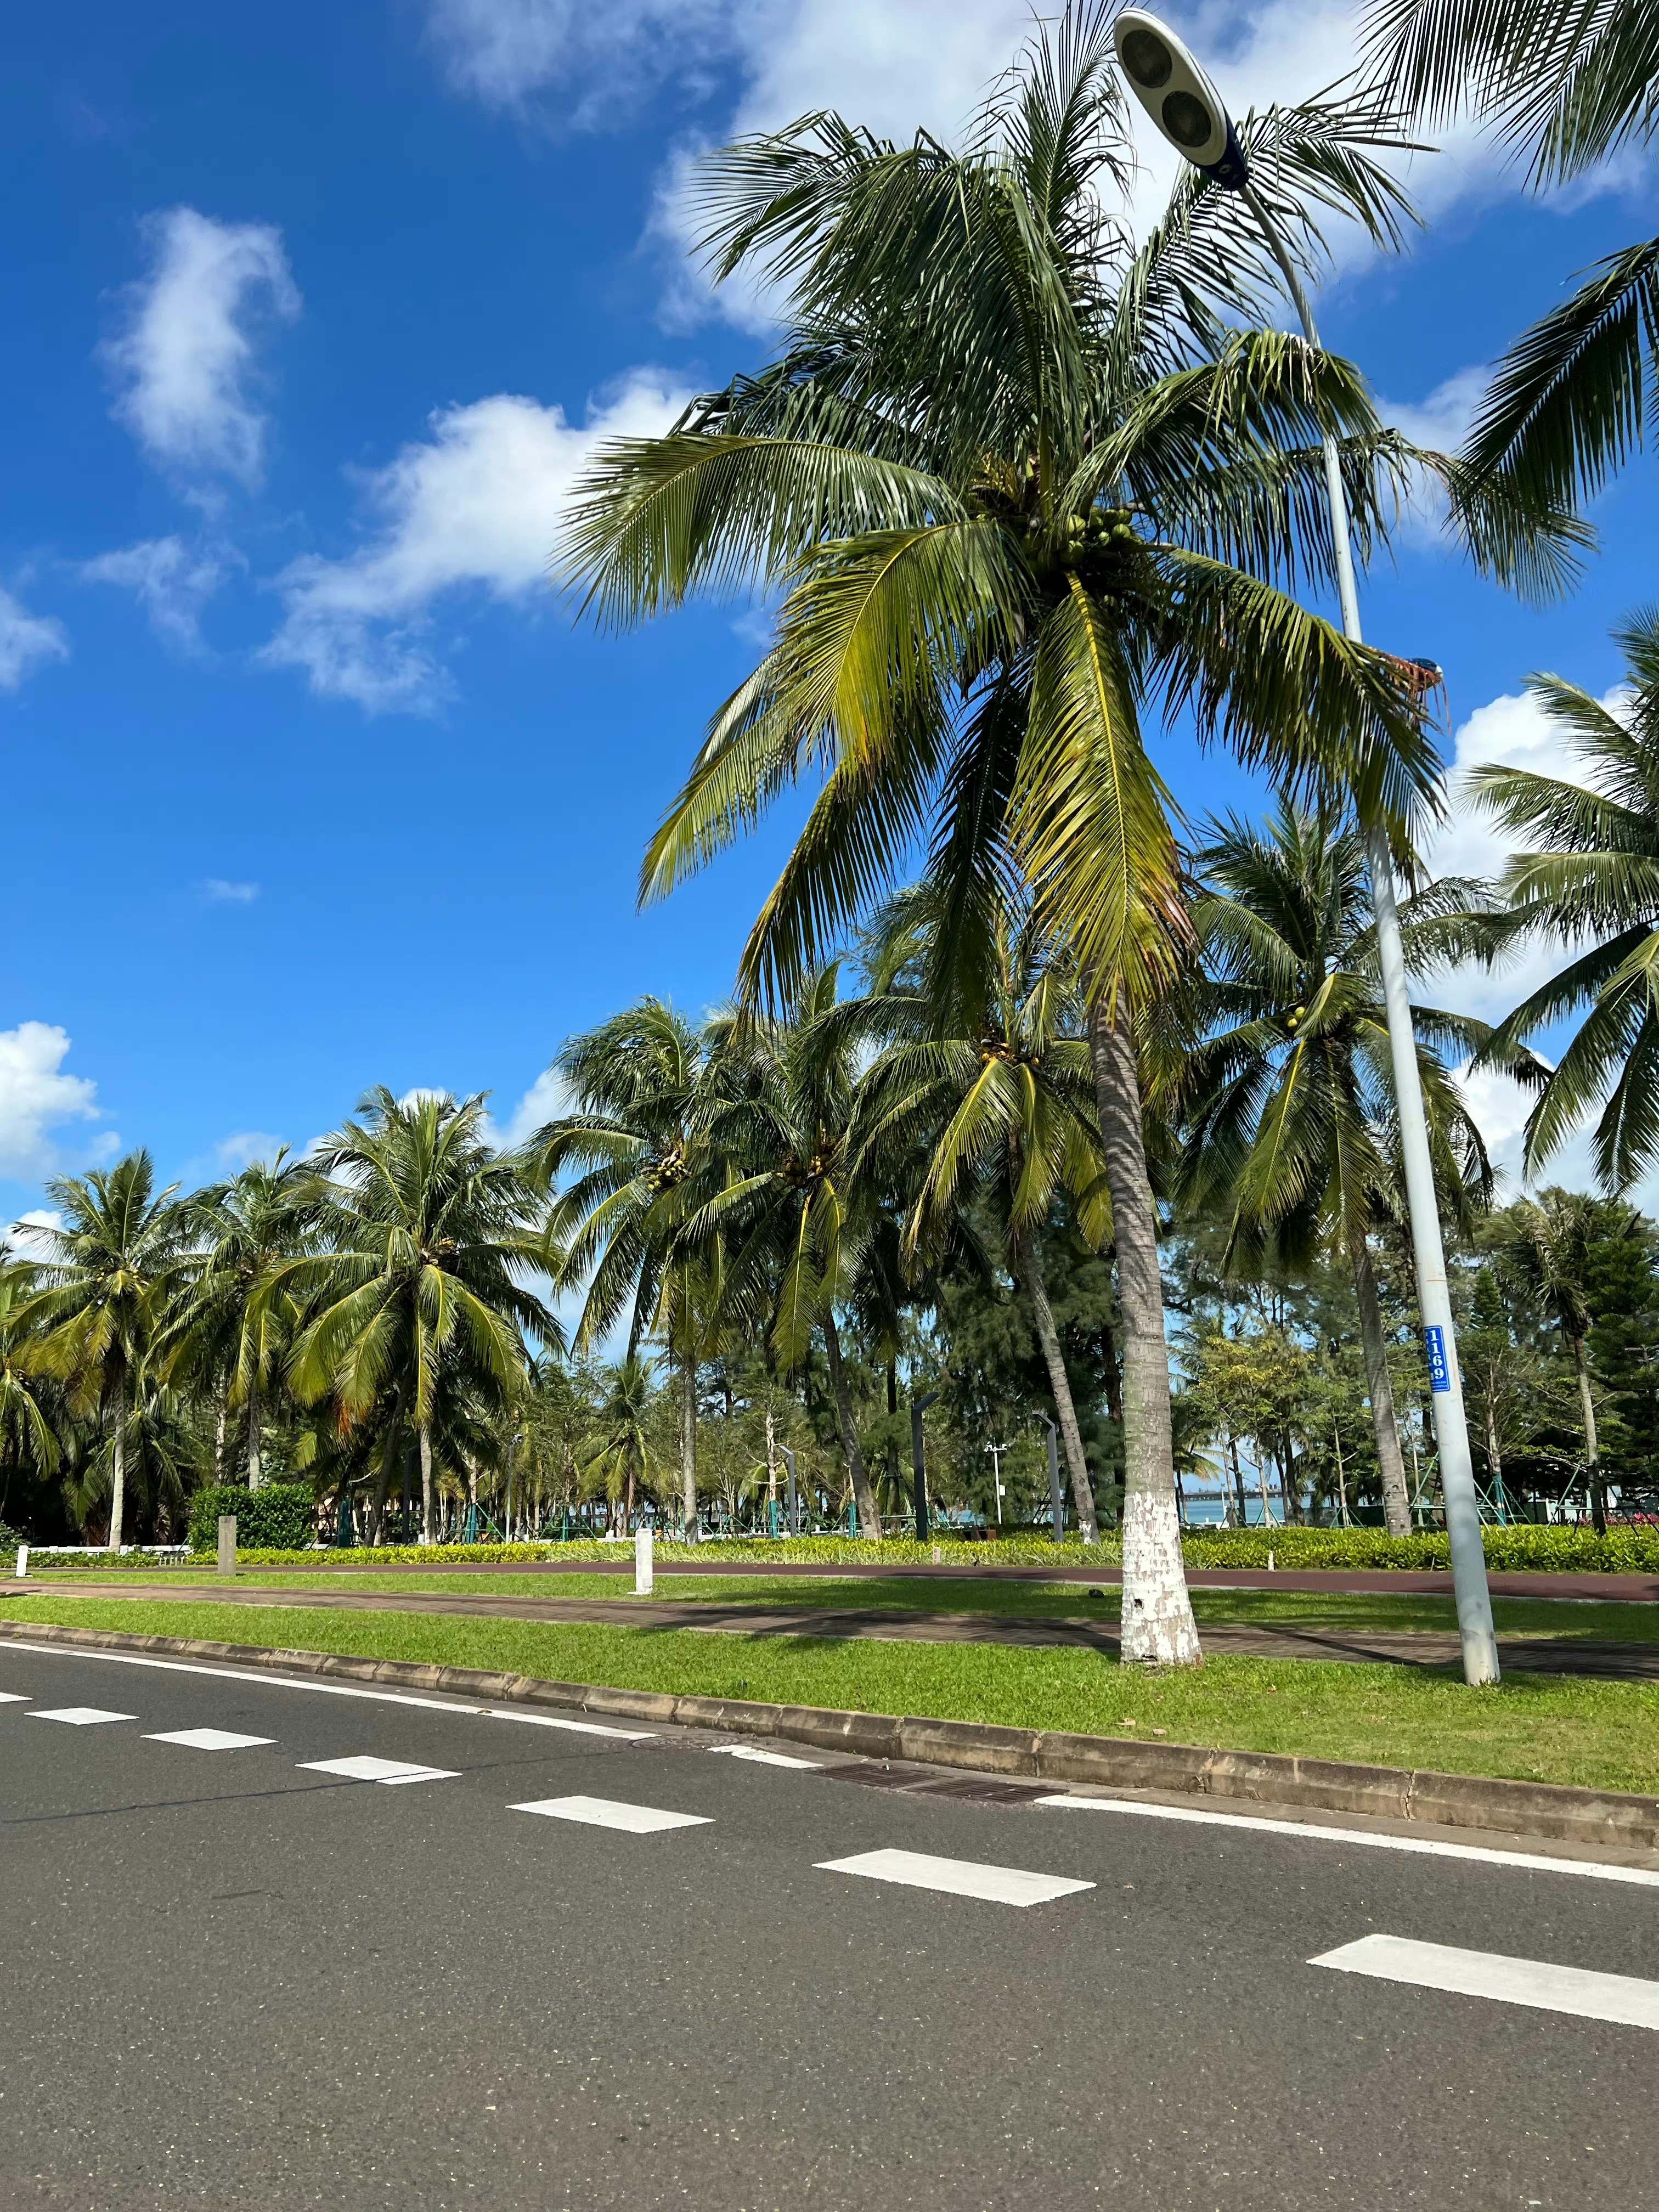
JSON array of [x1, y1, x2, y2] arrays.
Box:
[[1, 0, 1653, 1229]]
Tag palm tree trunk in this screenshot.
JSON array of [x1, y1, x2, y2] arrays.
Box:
[[214, 1393, 227, 1482], [1570, 1331, 1606, 1533], [821, 1310, 881, 1537], [1087, 990, 1199, 1663], [1013, 1237, 1099, 1542], [247, 1384, 262, 1491], [885, 1363, 901, 1506], [1347, 1224, 1410, 1538], [108, 1382, 127, 1552], [419, 1421, 434, 1545], [679, 1350, 699, 1542]]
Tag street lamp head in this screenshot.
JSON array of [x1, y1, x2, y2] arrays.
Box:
[[1112, 10, 1249, 191]]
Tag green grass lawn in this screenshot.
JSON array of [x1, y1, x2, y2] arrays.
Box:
[[5, 1593, 1656, 1795], [22, 1567, 1659, 1642]]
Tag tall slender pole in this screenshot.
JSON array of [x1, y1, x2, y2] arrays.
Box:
[[911, 1391, 938, 1544], [1245, 188, 1500, 1686]]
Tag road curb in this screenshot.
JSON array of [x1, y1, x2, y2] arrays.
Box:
[[3, 1616, 1655, 1849]]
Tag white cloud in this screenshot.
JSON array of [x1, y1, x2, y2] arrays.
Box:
[[259, 374, 689, 713], [0, 1023, 111, 1180], [0, 586, 69, 691], [431, 0, 1573, 331], [426, 0, 736, 121], [79, 534, 234, 652], [105, 207, 300, 491], [1420, 679, 1621, 1019], [488, 1066, 571, 1149], [215, 1131, 284, 1170], [200, 878, 259, 904]]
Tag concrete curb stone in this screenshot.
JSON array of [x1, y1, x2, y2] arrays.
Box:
[[2, 1615, 1652, 1849]]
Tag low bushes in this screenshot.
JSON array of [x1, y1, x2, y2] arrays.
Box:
[[185, 1484, 319, 1554], [74, 1521, 1637, 1575]]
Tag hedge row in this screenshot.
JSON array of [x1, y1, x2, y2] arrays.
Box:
[[51, 1521, 1657, 1576], [185, 1484, 319, 1554]]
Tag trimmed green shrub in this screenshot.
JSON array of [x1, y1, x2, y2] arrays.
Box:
[[131, 1522, 1659, 1574], [187, 1484, 319, 1554]]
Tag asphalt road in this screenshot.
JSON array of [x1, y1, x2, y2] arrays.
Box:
[[1, 1644, 1654, 2212]]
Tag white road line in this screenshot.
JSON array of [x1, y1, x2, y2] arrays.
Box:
[[144, 1728, 277, 1751], [0, 1641, 656, 1740], [1310, 1933, 1659, 2030], [480, 1707, 655, 1740], [298, 1754, 460, 1785], [0, 1639, 482, 1713], [26, 1706, 137, 1726], [511, 1794, 712, 1833], [1035, 1795, 1659, 1888], [0, 1691, 30, 1703], [709, 1744, 823, 1770], [816, 1847, 1094, 1907]]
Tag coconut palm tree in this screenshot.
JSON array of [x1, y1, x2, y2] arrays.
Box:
[[1365, 0, 1657, 521], [538, 1000, 718, 1539], [1178, 801, 1502, 1535], [163, 1148, 314, 1488], [19, 1152, 190, 1549], [689, 969, 888, 1534], [272, 1091, 556, 1544], [0, 1263, 61, 1520], [1501, 1188, 1626, 1531], [578, 1353, 661, 1531], [1472, 612, 1659, 1192], [854, 884, 1108, 1539], [559, 5, 1475, 1661]]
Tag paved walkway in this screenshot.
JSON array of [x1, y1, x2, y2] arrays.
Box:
[[9, 1578, 1657, 1679], [92, 1558, 1658, 1602]]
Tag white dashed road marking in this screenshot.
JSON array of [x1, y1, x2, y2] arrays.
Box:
[[0, 1691, 30, 1703], [27, 1707, 137, 1726], [709, 1745, 823, 1770], [816, 1847, 1094, 1907], [144, 1729, 277, 1751], [479, 1708, 655, 1740], [1034, 1793, 1659, 1888], [511, 1794, 712, 1833], [1310, 1934, 1659, 2030], [298, 1754, 460, 1785]]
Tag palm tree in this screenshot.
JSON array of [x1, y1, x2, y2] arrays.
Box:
[[1472, 613, 1659, 1192], [1501, 1188, 1625, 1531], [0, 1263, 61, 1521], [1178, 802, 1500, 1536], [163, 1149, 314, 1488], [1364, 0, 1657, 523], [539, 1000, 717, 1539], [272, 1091, 556, 1545], [559, 5, 1465, 1661], [855, 885, 1107, 1539], [19, 1152, 190, 1549], [578, 1354, 661, 1531], [690, 969, 887, 1534]]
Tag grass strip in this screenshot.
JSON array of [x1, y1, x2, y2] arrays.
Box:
[[6, 1594, 1656, 1796], [23, 1570, 1659, 1641]]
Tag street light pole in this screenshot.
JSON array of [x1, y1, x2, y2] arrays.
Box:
[[1112, 12, 1500, 1685], [985, 1441, 1009, 1527]]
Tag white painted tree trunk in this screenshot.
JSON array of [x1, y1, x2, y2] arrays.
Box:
[[1086, 991, 1200, 1666], [419, 1423, 434, 1545], [108, 1384, 127, 1553], [247, 1385, 262, 1491], [680, 1352, 699, 1541]]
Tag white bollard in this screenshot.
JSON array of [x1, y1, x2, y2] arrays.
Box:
[[635, 1523, 654, 1596], [14, 1545, 27, 1579], [218, 1515, 238, 1577]]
